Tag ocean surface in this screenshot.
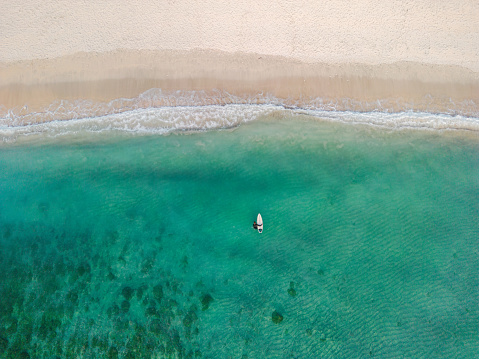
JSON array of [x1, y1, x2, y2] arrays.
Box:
[[0, 111, 478, 358]]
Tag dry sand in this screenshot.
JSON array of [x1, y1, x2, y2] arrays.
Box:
[[1, 0, 478, 125]]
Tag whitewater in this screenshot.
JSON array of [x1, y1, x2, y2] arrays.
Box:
[[1, 90, 478, 144]]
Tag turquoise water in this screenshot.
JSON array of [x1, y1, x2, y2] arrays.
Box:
[[0, 116, 478, 358]]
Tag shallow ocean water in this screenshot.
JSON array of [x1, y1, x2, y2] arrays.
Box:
[[0, 115, 478, 358]]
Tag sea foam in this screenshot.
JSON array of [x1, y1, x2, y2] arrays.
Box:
[[1, 89, 478, 143]]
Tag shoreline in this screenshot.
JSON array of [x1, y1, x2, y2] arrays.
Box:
[[1, 50, 479, 123]]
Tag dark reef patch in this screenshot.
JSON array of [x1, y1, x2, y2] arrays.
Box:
[[272, 311, 283, 324], [200, 294, 214, 311], [122, 286, 134, 301], [287, 281, 297, 297]]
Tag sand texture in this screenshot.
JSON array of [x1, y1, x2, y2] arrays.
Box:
[[2, 0, 479, 69]]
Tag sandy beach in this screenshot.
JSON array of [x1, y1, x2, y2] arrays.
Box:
[[1, 0, 479, 128], [1, 2, 479, 357]]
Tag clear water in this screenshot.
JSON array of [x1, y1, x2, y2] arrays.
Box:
[[0, 116, 478, 358]]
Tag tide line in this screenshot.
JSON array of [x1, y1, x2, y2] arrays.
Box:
[[1, 102, 479, 144]]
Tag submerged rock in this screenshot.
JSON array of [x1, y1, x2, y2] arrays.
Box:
[[39, 310, 62, 339], [200, 294, 214, 311], [107, 346, 118, 359], [77, 263, 91, 277], [121, 300, 130, 313], [6, 320, 17, 335], [136, 284, 148, 300], [272, 310, 283, 324], [288, 281, 297, 297], [153, 284, 164, 301], [183, 309, 198, 328], [169, 328, 183, 354], [66, 290, 79, 305], [146, 306, 158, 317], [0, 336, 8, 354], [91, 337, 108, 351], [122, 286, 134, 301]]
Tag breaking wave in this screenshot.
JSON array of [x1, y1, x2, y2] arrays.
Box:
[[1, 89, 478, 144]]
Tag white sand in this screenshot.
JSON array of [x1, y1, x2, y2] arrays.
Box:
[[2, 0, 478, 70], [1, 0, 478, 128]]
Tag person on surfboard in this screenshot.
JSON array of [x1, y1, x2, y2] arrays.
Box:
[[253, 221, 258, 229]]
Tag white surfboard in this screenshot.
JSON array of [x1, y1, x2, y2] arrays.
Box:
[[257, 213, 263, 233]]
